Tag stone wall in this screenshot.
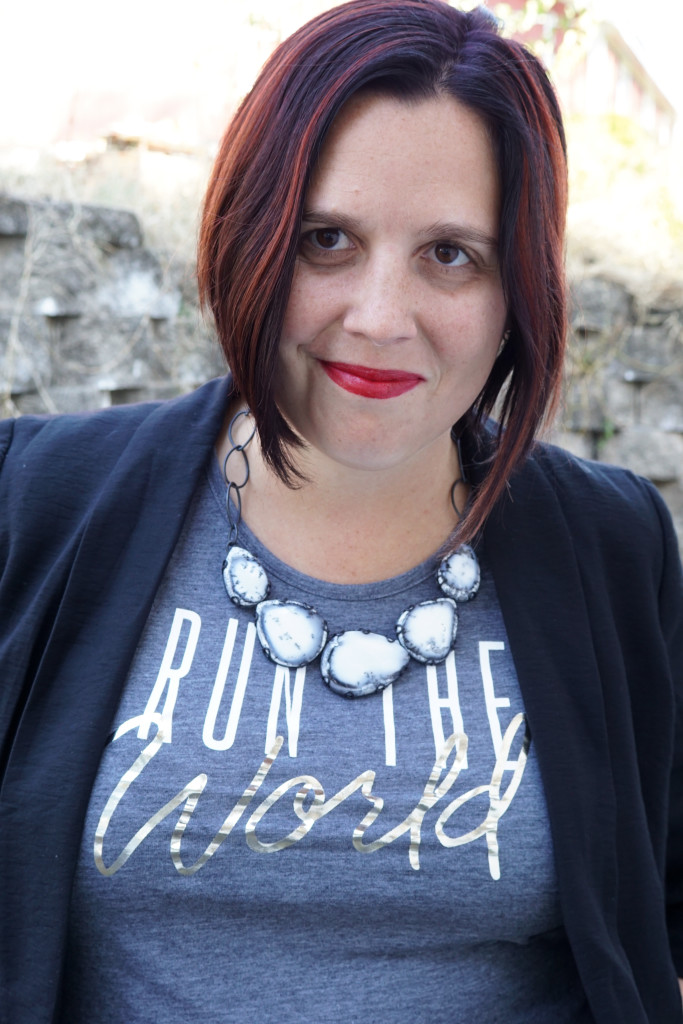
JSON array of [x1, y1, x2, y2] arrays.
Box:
[[2, 193, 682, 547], [557, 276, 683, 545], [0, 194, 224, 415]]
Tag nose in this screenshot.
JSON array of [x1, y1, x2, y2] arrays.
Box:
[[341, 254, 418, 346]]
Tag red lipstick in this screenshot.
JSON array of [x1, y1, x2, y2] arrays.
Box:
[[320, 360, 424, 399]]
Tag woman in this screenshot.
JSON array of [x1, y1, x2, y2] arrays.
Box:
[[1, 1, 682, 1021]]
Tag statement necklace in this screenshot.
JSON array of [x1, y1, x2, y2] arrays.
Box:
[[221, 410, 480, 698]]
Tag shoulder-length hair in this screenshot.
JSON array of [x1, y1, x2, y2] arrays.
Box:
[[198, 0, 568, 546]]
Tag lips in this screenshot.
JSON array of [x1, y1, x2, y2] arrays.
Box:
[[319, 360, 424, 399]]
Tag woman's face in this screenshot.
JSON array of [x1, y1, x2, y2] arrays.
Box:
[[276, 92, 507, 477]]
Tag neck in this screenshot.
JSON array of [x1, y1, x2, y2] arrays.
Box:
[[216, 405, 467, 584]]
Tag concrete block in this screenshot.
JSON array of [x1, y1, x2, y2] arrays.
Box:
[[546, 429, 594, 460], [151, 315, 225, 387], [107, 382, 186, 406], [619, 322, 682, 372], [603, 374, 637, 429], [57, 202, 144, 251], [12, 386, 111, 415], [600, 426, 683, 484], [570, 277, 632, 334], [0, 196, 29, 236], [657, 482, 683, 554], [47, 315, 171, 386], [560, 375, 607, 433], [95, 248, 180, 318], [0, 237, 29, 314], [0, 198, 171, 321], [639, 378, 683, 432], [23, 216, 98, 318], [0, 316, 52, 393]]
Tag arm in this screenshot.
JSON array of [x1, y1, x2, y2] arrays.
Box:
[[647, 484, 683, 982]]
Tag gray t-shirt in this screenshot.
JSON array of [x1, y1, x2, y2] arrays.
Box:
[[60, 457, 592, 1023]]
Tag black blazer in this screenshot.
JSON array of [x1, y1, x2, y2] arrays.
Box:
[[1, 376, 682, 1023]]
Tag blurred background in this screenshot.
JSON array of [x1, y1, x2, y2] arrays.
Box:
[[2, 0, 682, 275], [1, 0, 682, 541]]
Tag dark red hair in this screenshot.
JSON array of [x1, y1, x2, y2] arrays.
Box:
[[198, 0, 568, 545]]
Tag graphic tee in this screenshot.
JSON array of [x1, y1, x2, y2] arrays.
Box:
[[61, 457, 593, 1023]]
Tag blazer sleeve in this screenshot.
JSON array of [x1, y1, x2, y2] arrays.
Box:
[[0, 409, 138, 768], [0, 414, 62, 769], [0, 415, 32, 764], [0, 379, 232, 778], [651, 483, 683, 973]]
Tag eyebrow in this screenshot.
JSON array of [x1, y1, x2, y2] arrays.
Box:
[[301, 209, 364, 235], [301, 209, 498, 251], [423, 221, 499, 251]]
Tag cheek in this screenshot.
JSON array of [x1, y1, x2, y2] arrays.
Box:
[[280, 269, 337, 345], [279, 285, 305, 347], [435, 291, 507, 370]]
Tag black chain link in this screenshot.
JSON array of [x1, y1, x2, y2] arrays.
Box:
[[223, 409, 256, 549]]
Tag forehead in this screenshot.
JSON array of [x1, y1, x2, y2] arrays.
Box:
[[307, 92, 500, 234]]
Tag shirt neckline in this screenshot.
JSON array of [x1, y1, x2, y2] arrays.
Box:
[[206, 451, 444, 603]]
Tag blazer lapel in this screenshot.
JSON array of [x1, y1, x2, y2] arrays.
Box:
[[481, 446, 637, 1003]]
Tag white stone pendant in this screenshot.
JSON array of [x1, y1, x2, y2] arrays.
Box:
[[321, 630, 410, 698], [256, 599, 328, 669], [396, 598, 458, 664], [223, 546, 270, 607], [437, 545, 480, 602]]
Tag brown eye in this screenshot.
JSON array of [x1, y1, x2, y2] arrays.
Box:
[[299, 226, 353, 258], [313, 228, 343, 249], [433, 243, 469, 266]]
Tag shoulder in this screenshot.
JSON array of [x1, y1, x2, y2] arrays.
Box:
[[0, 376, 231, 490], [481, 433, 679, 593], [0, 401, 167, 538], [0, 377, 232, 550], [0, 403, 162, 578], [522, 439, 671, 548], [519, 442, 683, 628], [493, 437, 682, 687], [1, 399, 160, 471]]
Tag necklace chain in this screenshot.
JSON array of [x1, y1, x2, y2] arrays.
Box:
[[221, 409, 480, 698], [223, 408, 256, 549]]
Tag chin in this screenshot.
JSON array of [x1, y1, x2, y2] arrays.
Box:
[[302, 419, 453, 476]]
